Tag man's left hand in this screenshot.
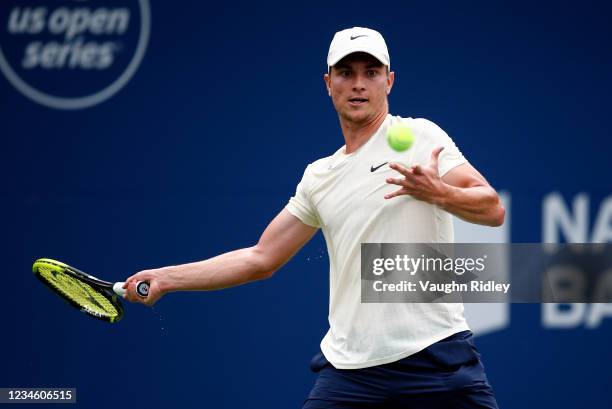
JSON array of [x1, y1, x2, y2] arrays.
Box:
[[384, 146, 449, 205]]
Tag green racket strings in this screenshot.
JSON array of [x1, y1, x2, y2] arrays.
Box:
[[34, 261, 120, 321]]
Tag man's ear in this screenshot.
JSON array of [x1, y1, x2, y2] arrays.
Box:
[[386, 71, 395, 95], [324, 73, 332, 96]]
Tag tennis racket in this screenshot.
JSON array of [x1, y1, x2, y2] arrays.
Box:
[[32, 258, 149, 323]]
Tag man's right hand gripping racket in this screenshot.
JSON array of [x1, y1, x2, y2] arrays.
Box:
[[32, 258, 149, 323]]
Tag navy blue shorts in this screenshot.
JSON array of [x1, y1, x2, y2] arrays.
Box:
[[303, 331, 498, 409]]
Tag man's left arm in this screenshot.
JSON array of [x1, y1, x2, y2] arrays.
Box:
[[385, 146, 505, 227]]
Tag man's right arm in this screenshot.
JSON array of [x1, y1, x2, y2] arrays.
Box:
[[123, 209, 318, 305]]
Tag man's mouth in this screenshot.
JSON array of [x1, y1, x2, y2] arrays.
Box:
[[348, 97, 368, 106]]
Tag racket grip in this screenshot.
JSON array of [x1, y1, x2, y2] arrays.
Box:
[[113, 281, 150, 298]]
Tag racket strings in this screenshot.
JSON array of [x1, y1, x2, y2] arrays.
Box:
[[36, 264, 120, 320]]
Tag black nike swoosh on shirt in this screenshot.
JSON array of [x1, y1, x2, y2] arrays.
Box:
[[370, 162, 388, 172]]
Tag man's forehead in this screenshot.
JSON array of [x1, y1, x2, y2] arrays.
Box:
[[333, 52, 385, 69]]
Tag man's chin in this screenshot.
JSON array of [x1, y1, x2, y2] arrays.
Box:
[[340, 109, 370, 124]]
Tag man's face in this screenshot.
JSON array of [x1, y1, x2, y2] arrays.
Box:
[[324, 52, 394, 125]]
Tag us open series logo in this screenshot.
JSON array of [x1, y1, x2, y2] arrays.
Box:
[[0, 0, 151, 110]]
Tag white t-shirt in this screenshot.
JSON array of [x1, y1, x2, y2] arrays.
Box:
[[286, 114, 470, 369]]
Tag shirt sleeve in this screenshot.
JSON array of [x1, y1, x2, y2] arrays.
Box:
[[421, 119, 467, 177], [285, 164, 321, 228]]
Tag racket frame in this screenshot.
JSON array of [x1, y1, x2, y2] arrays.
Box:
[[33, 258, 125, 323]]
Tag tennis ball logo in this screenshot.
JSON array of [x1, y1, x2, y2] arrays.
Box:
[[387, 123, 415, 152], [0, 0, 151, 110]]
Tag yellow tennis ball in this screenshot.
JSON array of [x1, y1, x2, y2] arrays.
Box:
[[387, 123, 415, 152]]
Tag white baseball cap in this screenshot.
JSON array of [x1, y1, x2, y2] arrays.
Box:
[[327, 27, 390, 69]]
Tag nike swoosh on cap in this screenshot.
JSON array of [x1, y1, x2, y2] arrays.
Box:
[[350, 34, 367, 40]]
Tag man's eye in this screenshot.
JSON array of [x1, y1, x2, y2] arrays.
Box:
[[340, 71, 351, 77], [367, 70, 377, 77]]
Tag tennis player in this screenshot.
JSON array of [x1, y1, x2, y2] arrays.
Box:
[[124, 27, 504, 408]]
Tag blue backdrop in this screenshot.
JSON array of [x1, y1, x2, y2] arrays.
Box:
[[1, 1, 611, 408]]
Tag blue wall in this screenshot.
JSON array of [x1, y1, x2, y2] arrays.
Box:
[[1, 1, 611, 408]]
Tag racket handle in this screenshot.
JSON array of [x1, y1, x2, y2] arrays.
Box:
[[113, 281, 150, 298]]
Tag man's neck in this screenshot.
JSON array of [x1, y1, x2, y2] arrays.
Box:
[[340, 110, 388, 154]]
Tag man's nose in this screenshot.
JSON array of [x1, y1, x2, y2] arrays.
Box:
[[352, 73, 367, 91]]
